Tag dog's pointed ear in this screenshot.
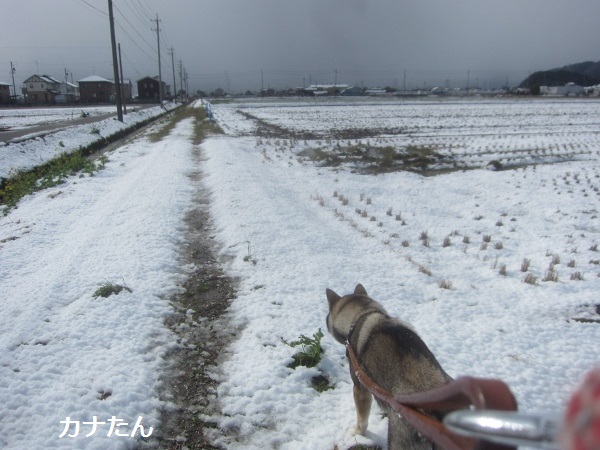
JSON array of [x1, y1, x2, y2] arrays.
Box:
[[354, 284, 368, 296], [326, 288, 341, 307]]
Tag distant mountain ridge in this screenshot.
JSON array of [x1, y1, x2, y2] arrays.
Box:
[[520, 61, 600, 88]]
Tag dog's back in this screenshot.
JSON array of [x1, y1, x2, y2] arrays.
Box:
[[326, 284, 452, 450], [351, 313, 452, 396]]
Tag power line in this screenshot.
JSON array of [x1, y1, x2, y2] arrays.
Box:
[[135, 0, 155, 21], [116, 2, 171, 72], [121, 48, 142, 78], [73, 0, 107, 17], [122, 0, 149, 28], [113, 3, 156, 55], [113, 19, 156, 62]]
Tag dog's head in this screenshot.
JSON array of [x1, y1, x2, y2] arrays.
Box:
[[326, 284, 381, 344]]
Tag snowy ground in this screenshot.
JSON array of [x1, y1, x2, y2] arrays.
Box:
[[0, 106, 117, 130], [0, 104, 174, 179], [0, 107, 197, 449], [201, 98, 600, 449], [0, 98, 599, 449]]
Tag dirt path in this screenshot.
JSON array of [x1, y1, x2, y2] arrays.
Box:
[[143, 142, 237, 449]]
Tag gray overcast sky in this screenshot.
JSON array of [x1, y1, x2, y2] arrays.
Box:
[[2, 0, 600, 94]]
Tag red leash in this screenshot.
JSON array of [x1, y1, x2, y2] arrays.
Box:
[[346, 341, 518, 450]]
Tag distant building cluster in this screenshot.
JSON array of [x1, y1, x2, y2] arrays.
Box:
[[206, 82, 600, 99], [0, 73, 182, 105], [2, 73, 599, 105]]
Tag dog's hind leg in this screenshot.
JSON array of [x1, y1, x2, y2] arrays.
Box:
[[352, 381, 372, 435], [388, 410, 433, 450]]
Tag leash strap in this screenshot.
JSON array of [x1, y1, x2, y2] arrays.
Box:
[[346, 341, 518, 450]]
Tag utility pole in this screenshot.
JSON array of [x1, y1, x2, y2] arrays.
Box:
[[179, 59, 183, 99], [184, 68, 189, 96], [118, 43, 127, 114], [10, 62, 16, 100], [466, 69, 470, 94], [403, 70, 406, 91], [169, 47, 177, 102], [107, 0, 123, 122], [153, 14, 163, 104]]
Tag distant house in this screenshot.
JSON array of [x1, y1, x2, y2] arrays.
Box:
[[584, 84, 600, 97], [0, 82, 10, 104], [541, 82, 584, 96], [78, 76, 114, 103], [365, 88, 388, 96], [22, 74, 62, 104], [340, 86, 364, 96], [137, 76, 168, 102], [55, 82, 80, 104], [304, 84, 349, 96], [119, 79, 133, 101]]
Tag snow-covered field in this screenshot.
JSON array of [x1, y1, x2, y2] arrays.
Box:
[[0, 104, 174, 179], [0, 98, 599, 449], [202, 98, 600, 449]]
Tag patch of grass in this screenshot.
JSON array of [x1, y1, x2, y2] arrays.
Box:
[[148, 107, 188, 142], [543, 270, 559, 282], [438, 279, 453, 290], [97, 389, 112, 400], [499, 264, 508, 276], [288, 329, 324, 369], [311, 374, 334, 392], [570, 271, 584, 281], [418, 265, 432, 276], [1, 151, 109, 215], [193, 108, 224, 145], [146, 104, 223, 144], [93, 280, 132, 298], [523, 273, 538, 285]]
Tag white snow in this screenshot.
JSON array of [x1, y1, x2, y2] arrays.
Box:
[[0, 104, 173, 179], [0, 106, 116, 130], [1, 106, 195, 449], [1, 98, 599, 449]]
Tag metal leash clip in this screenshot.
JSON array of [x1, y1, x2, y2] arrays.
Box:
[[444, 410, 560, 449]]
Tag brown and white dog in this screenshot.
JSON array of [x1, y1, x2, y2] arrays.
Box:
[[326, 284, 452, 450]]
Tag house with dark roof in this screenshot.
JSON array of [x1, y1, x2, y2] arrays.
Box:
[[22, 74, 62, 104], [137, 76, 169, 102]]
